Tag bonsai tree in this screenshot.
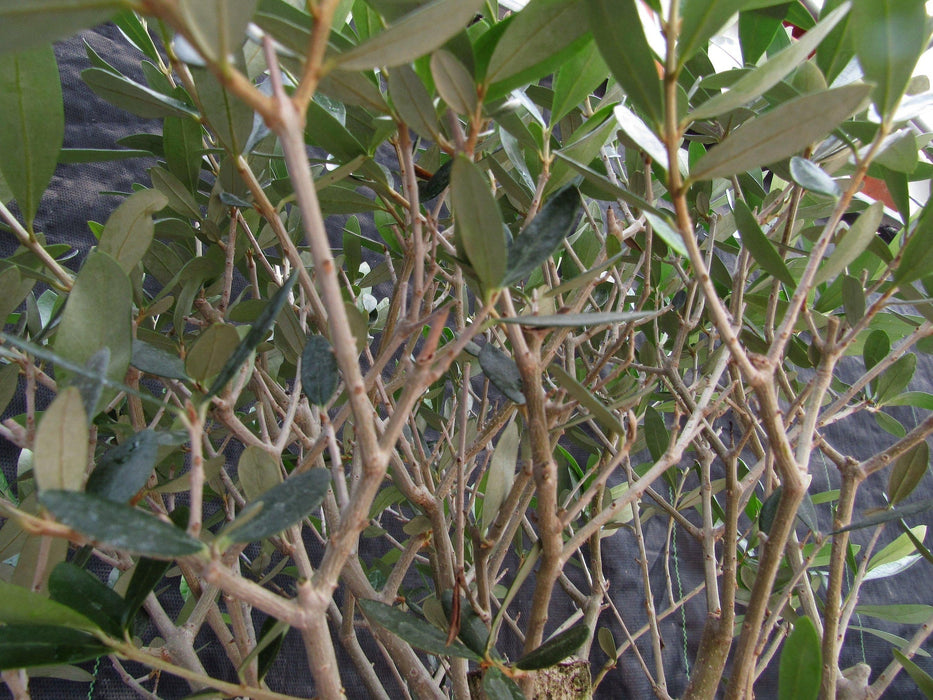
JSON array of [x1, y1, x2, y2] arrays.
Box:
[[0, 0, 931, 697]]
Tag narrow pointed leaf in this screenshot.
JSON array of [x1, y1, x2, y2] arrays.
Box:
[[778, 616, 822, 700], [222, 468, 330, 544], [514, 623, 589, 670], [49, 563, 126, 639], [388, 64, 439, 140], [483, 667, 526, 699], [418, 158, 452, 201], [874, 353, 916, 406], [856, 604, 933, 625], [614, 105, 668, 170], [690, 84, 872, 182], [0, 579, 98, 632], [301, 335, 339, 406], [815, 202, 883, 285], [644, 406, 668, 463], [131, 339, 188, 380], [99, 188, 168, 273], [0, 44, 64, 228], [552, 39, 609, 123], [867, 525, 925, 574], [789, 156, 842, 198], [0, 626, 108, 670], [832, 497, 933, 534], [207, 271, 299, 398], [39, 490, 205, 558], [451, 156, 507, 295], [585, 0, 663, 125], [496, 310, 659, 328], [0, 266, 35, 323], [734, 199, 795, 286], [644, 211, 688, 257], [504, 186, 581, 285], [482, 418, 519, 534], [121, 558, 171, 629], [0, 1, 122, 54], [550, 364, 624, 435], [178, 0, 258, 64], [888, 442, 929, 506], [894, 199, 933, 287], [82, 67, 197, 119], [678, 0, 745, 65], [192, 64, 253, 155], [479, 343, 526, 405], [335, 0, 484, 71], [150, 165, 200, 220], [357, 598, 480, 660], [86, 429, 161, 504], [430, 50, 476, 116], [33, 386, 88, 493], [893, 649, 933, 699]]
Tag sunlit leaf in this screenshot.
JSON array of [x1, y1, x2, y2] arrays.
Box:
[[865, 525, 926, 580], [551, 38, 608, 123], [33, 387, 87, 493], [497, 310, 658, 328]]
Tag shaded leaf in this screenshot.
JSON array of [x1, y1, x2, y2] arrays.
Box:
[[221, 468, 330, 544], [178, 0, 258, 64], [0, 1, 122, 54], [0, 44, 63, 228], [150, 165, 200, 220], [888, 442, 929, 506], [86, 429, 161, 504], [690, 84, 872, 182], [451, 156, 507, 296], [482, 418, 519, 534], [644, 406, 668, 463], [874, 353, 917, 406], [893, 649, 933, 698], [254, 616, 289, 682], [555, 153, 663, 216], [504, 186, 581, 285], [832, 498, 933, 534], [441, 591, 490, 656], [863, 329, 890, 372], [815, 201, 883, 285], [0, 579, 98, 632], [418, 158, 452, 201], [778, 616, 821, 700], [82, 67, 197, 119], [121, 558, 171, 629], [734, 199, 794, 286], [856, 604, 933, 625], [237, 445, 282, 503], [49, 563, 126, 639], [894, 199, 933, 287], [0, 626, 108, 670], [388, 63, 439, 139], [357, 598, 480, 660], [99, 188, 168, 273], [162, 114, 204, 192], [759, 487, 781, 535], [131, 339, 188, 380], [549, 364, 624, 435], [192, 63, 253, 155], [0, 363, 19, 417], [301, 334, 339, 406], [430, 50, 476, 116], [33, 386, 88, 493], [0, 266, 35, 323], [335, 0, 484, 71], [789, 156, 841, 198], [678, 0, 745, 65], [496, 310, 658, 328], [514, 623, 589, 670], [842, 275, 865, 325], [186, 323, 240, 386], [482, 667, 525, 699], [479, 343, 526, 405], [40, 490, 205, 558], [552, 38, 609, 123], [207, 271, 299, 398]]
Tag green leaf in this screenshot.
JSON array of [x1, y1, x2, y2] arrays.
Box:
[[186, 323, 240, 386], [430, 50, 476, 116], [549, 364, 624, 436], [479, 343, 526, 405], [678, 0, 745, 65], [150, 165, 200, 220], [206, 271, 299, 398], [888, 442, 929, 506], [614, 104, 668, 170], [451, 156, 507, 296], [131, 338, 188, 380], [178, 0, 258, 64], [49, 563, 126, 639], [192, 63, 254, 155], [687, 3, 849, 122], [82, 67, 197, 119], [0, 579, 99, 632], [851, 0, 927, 119], [832, 497, 933, 534], [894, 199, 933, 287], [0, 266, 35, 323], [86, 429, 161, 504], [319, 70, 389, 114], [0, 44, 64, 228], [483, 667, 525, 699], [98, 188, 168, 274], [0, 626, 108, 670], [551, 38, 609, 123], [33, 386, 88, 493], [842, 275, 865, 325], [874, 353, 917, 406], [863, 329, 890, 371], [121, 558, 171, 629], [585, 0, 663, 126], [496, 310, 659, 328], [0, 1, 123, 54], [739, 3, 792, 65], [221, 468, 331, 544], [0, 363, 19, 417], [814, 201, 883, 285], [644, 211, 689, 257], [855, 604, 933, 625], [237, 445, 282, 503], [555, 153, 663, 217], [789, 156, 841, 198], [691, 84, 871, 182], [388, 63, 439, 140], [874, 130, 919, 173], [301, 334, 339, 406], [514, 623, 589, 670], [482, 417, 519, 534], [504, 186, 581, 286], [893, 649, 933, 699], [778, 616, 821, 700], [252, 616, 289, 682], [734, 199, 795, 286], [112, 9, 160, 63], [866, 525, 925, 579], [40, 490, 205, 558], [644, 406, 668, 463], [815, 0, 854, 84], [357, 598, 480, 660], [335, 0, 484, 71], [485, 0, 589, 94], [163, 114, 205, 192]]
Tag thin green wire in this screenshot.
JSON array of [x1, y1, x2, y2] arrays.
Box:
[[670, 483, 691, 675], [87, 656, 101, 700]]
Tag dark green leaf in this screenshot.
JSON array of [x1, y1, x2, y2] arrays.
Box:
[[441, 591, 490, 655], [585, 0, 663, 125], [49, 563, 126, 639], [150, 165, 201, 220], [430, 50, 476, 116], [863, 329, 890, 372], [842, 275, 865, 325], [192, 63, 253, 155], [0, 579, 98, 631], [40, 490, 205, 558], [388, 63, 439, 139], [0, 363, 19, 416], [851, 0, 928, 119], [99, 188, 168, 273], [644, 406, 668, 463], [255, 616, 288, 682], [514, 623, 589, 670], [815, 0, 854, 85], [335, 0, 485, 70], [221, 468, 331, 544], [112, 10, 160, 63], [0, 44, 63, 228], [86, 429, 161, 504], [759, 486, 781, 535], [832, 497, 933, 534], [482, 667, 525, 699], [734, 199, 795, 286], [888, 441, 929, 506], [554, 153, 663, 217], [856, 604, 933, 625], [207, 271, 299, 398], [418, 158, 452, 201], [451, 156, 507, 296], [874, 353, 917, 406], [357, 598, 480, 660], [479, 343, 526, 405], [690, 84, 872, 182], [789, 156, 841, 198], [0, 626, 108, 670], [549, 364, 624, 435], [739, 4, 791, 65], [121, 558, 171, 630], [815, 202, 883, 285], [178, 0, 258, 64], [894, 199, 933, 287], [33, 386, 88, 493], [301, 335, 339, 406], [552, 38, 609, 123], [131, 339, 188, 380], [163, 115, 205, 192], [504, 186, 581, 285], [0, 1, 122, 54], [82, 67, 197, 119], [893, 649, 933, 699], [0, 266, 35, 323], [778, 616, 821, 700], [678, 0, 744, 65]]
